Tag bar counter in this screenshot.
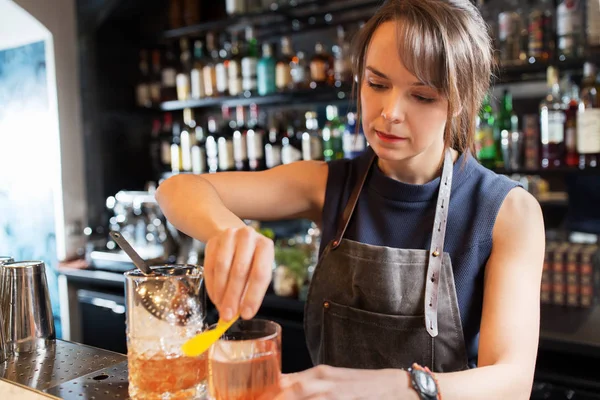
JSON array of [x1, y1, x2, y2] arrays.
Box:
[[0, 340, 128, 399]]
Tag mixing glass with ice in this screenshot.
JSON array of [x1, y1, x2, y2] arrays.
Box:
[[125, 265, 208, 400]]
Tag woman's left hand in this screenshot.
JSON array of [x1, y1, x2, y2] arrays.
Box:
[[274, 365, 417, 400]]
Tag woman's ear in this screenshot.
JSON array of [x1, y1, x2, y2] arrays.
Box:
[[453, 105, 463, 117]]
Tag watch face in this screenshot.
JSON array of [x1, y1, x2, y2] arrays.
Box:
[[415, 370, 437, 396]]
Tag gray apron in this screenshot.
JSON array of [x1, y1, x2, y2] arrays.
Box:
[[305, 149, 469, 372]]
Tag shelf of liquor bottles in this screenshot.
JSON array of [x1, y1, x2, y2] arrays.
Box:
[[162, 0, 380, 42], [157, 84, 353, 112]]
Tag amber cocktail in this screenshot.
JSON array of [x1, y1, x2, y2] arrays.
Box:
[[125, 265, 207, 400], [208, 319, 282, 400]]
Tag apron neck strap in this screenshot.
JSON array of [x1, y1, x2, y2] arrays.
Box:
[[330, 148, 455, 251], [331, 148, 376, 249]]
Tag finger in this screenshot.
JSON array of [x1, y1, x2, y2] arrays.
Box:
[[212, 228, 236, 313], [221, 227, 256, 320], [202, 239, 217, 307], [240, 238, 274, 319]]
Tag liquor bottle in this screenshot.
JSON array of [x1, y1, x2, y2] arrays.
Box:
[[556, 0, 584, 58], [180, 108, 197, 172], [218, 106, 235, 171], [528, 1, 554, 62], [168, 0, 183, 30], [183, 0, 201, 26], [310, 43, 333, 88], [206, 116, 220, 173], [170, 121, 183, 174], [191, 123, 207, 174], [242, 27, 259, 94], [333, 26, 352, 87], [190, 40, 205, 100], [265, 113, 283, 169], [563, 79, 580, 167], [587, 0, 600, 50], [276, 37, 294, 92], [176, 38, 192, 101], [540, 66, 566, 168], [226, 0, 246, 16], [215, 34, 230, 96], [495, 90, 518, 168], [322, 105, 344, 160], [291, 51, 309, 89], [203, 32, 219, 97], [498, 11, 522, 64], [135, 50, 151, 108], [161, 44, 179, 102], [281, 125, 302, 164], [228, 32, 243, 96], [577, 63, 600, 168], [475, 92, 497, 168], [150, 50, 162, 105], [343, 112, 367, 159], [247, 103, 266, 171], [233, 105, 249, 171], [302, 111, 323, 161], [257, 43, 276, 96]]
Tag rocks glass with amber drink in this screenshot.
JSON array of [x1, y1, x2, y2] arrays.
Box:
[[208, 319, 282, 400]]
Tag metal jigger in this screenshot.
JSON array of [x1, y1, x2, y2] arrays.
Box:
[[0, 261, 56, 355]]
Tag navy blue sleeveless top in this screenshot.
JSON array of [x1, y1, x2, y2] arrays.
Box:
[[320, 148, 520, 367]]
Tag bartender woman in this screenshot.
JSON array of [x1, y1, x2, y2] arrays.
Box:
[[156, 0, 545, 398]]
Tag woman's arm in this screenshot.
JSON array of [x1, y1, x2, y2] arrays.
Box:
[[155, 160, 329, 243], [424, 186, 546, 399]]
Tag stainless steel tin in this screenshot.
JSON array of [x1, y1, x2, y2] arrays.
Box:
[[1, 261, 56, 353]]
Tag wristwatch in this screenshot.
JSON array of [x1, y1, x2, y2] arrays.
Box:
[[407, 363, 439, 400]]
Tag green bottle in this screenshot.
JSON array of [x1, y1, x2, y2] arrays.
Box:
[[494, 90, 519, 168], [475, 92, 497, 168]]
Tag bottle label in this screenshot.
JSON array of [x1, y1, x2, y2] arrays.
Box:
[[136, 83, 150, 107], [228, 61, 243, 95], [276, 63, 291, 89], [215, 63, 228, 93], [150, 83, 161, 103], [247, 130, 264, 160], [162, 68, 177, 87], [233, 131, 248, 162], [547, 111, 566, 143], [191, 146, 206, 174], [190, 68, 205, 99], [161, 141, 172, 165], [265, 144, 282, 168], [557, 0, 581, 50], [291, 65, 306, 85], [218, 138, 235, 171], [203, 66, 216, 97], [176, 73, 190, 101], [242, 57, 258, 91], [310, 60, 327, 82], [577, 109, 600, 154], [282, 144, 302, 164]]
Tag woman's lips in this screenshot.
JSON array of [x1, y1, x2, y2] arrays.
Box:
[[375, 130, 407, 143]]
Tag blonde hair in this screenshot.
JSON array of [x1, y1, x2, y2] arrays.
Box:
[[352, 0, 494, 155]]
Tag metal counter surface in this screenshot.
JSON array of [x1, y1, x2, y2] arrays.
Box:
[[0, 339, 129, 399]]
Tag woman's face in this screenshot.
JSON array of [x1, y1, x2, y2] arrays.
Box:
[[360, 21, 449, 163]]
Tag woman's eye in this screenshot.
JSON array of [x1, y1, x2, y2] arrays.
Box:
[[413, 95, 436, 103], [367, 81, 386, 90]]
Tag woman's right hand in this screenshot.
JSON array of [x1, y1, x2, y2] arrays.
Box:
[[203, 226, 275, 322]]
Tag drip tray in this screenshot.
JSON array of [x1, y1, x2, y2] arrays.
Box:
[[0, 340, 129, 399]]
